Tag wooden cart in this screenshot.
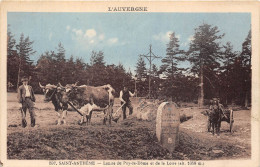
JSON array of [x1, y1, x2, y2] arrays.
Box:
[[207, 108, 234, 133], [221, 109, 234, 132]]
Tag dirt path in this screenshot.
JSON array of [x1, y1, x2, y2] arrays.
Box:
[[180, 107, 251, 145], [178, 107, 251, 159]]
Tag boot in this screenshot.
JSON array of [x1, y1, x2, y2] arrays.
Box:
[[31, 119, 35, 127], [129, 110, 133, 115], [112, 116, 120, 123], [22, 119, 27, 128]]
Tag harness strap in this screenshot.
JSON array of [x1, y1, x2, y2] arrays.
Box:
[[67, 101, 83, 116], [219, 105, 228, 119], [108, 91, 110, 106], [48, 88, 57, 101]]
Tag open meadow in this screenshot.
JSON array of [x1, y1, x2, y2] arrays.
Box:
[[7, 93, 251, 160]]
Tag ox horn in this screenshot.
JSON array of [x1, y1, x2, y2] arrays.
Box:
[[58, 82, 64, 88], [74, 81, 79, 86], [39, 82, 45, 88]]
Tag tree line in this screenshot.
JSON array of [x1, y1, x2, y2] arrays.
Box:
[[7, 23, 251, 107], [135, 23, 251, 107]]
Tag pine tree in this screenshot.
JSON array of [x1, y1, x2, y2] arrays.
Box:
[[135, 57, 147, 79], [16, 33, 36, 89], [160, 32, 184, 100], [55, 43, 66, 84], [241, 30, 251, 107], [187, 23, 224, 107], [219, 42, 237, 105], [117, 63, 132, 91], [223, 30, 251, 106], [90, 51, 105, 66], [56, 42, 66, 61], [162, 32, 184, 78], [74, 58, 87, 84], [150, 64, 159, 98], [241, 30, 251, 67], [7, 25, 18, 90], [63, 56, 76, 84], [89, 51, 106, 86], [151, 64, 158, 77]]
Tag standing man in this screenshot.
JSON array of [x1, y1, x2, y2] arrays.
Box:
[[17, 76, 36, 127], [119, 86, 135, 119]]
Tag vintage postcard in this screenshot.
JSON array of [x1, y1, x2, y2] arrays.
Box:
[[0, 1, 259, 167]]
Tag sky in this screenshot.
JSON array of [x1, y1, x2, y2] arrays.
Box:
[[8, 12, 251, 74]]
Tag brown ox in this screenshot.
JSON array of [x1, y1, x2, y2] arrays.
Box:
[[61, 84, 115, 125], [39, 83, 69, 125]]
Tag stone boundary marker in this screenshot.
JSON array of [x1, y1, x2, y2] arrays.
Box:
[[156, 102, 180, 153]]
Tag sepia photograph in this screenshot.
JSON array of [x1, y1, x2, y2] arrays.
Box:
[[1, 1, 259, 167]]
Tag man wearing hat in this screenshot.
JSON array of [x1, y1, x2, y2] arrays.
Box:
[[17, 76, 36, 127], [119, 85, 136, 119]]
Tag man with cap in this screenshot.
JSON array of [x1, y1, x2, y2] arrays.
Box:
[[119, 85, 136, 120], [17, 76, 36, 127]]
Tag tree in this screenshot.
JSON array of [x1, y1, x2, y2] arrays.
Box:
[[105, 64, 117, 89], [90, 51, 105, 66], [135, 57, 147, 79], [241, 30, 251, 107], [116, 63, 128, 90], [7, 25, 18, 90], [56, 42, 66, 61], [219, 42, 237, 105], [74, 58, 87, 85], [36, 51, 57, 87], [16, 33, 36, 90], [151, 64, 158, 77], [63, 56, 76, 84], [223, 30, 251, 107], [162, 32, 184, 78], [54, 43, 66, 84], [160, 32, 184, 100], [241, 30, 251, 67], [89, 51, 106, 86], [222, 42, 237, 69], [150, 64, 160, 98], [187, 23, 224, 107]]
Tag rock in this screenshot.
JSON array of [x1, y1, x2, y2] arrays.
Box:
[[136, 111, 142, 120], [135, 99, 158, 121], [236, 145, 246, 149], [212, 149, 224, 154], [141, 111, 150, 121]]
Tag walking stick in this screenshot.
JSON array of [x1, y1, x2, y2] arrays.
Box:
[[115, 102, 126, 114], [20, 106, 27, 127], [111, 102, 126, 123]]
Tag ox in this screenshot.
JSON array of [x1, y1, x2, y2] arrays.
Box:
[[206, 106, 234, 133], [207, 104, 221, 135], [61, 84, 115, 125], [39, 83, 68, 125], [205, 97, 234, 135], [206, 99, 223, 135]]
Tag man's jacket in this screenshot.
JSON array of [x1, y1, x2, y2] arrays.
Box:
[[17, 85, 36, 103]]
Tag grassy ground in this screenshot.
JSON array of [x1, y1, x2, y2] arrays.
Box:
[[7, 93, 251, 160]]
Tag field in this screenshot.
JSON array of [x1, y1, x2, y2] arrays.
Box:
[[7, 93, 251, 160]]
